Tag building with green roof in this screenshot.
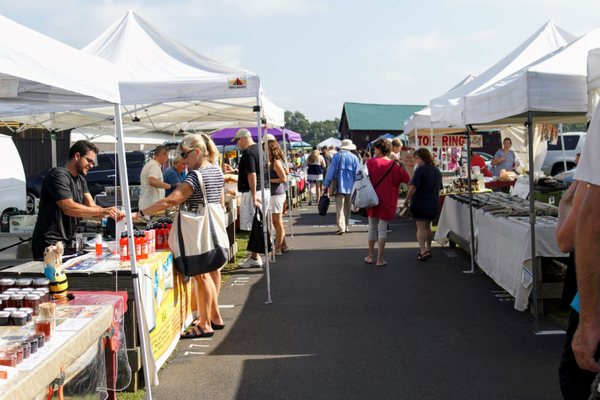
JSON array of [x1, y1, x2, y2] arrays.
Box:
[[339, 102, 425, 149]]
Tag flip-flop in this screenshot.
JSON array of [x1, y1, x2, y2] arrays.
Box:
[[376, 260, 387, 267], [180, 325, 214, 339], [364, 256, 374, 264]]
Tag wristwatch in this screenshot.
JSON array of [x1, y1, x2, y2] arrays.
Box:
[[139, 209, 151, 221]]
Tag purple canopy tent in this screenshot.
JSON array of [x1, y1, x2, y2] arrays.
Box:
[[210, 126, 302, 145]]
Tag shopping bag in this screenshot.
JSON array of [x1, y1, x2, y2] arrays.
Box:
[[247, 207, 272, 254], [351, 165, 378, 209], [318, 194, 330, 216], [168, 173, 230, 276]]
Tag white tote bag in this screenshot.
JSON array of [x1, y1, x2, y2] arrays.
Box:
[[351, 164, 379, 209], [168, 171, 230, 276]]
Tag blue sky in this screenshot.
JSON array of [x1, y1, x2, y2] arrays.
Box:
[[2, 0, 600, 121]]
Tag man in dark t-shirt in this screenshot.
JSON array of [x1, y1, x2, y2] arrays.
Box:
[[233, 128, 270, 268], [31, 140, 125, 260]]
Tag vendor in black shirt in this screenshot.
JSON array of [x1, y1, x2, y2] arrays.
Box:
[[31, 140, 125, 260]]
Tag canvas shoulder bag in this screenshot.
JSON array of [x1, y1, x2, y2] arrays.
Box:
[[168, 170, 230, 276]]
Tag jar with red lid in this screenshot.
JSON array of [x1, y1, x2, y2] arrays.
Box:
[[23, 295, 40, 315]]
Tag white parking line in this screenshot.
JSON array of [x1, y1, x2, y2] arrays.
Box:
[[219, 304, 235, 308], [184, 351, 205, 356], [189, 344, 210, 348]]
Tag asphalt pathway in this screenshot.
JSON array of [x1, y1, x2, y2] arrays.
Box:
[[154, 204, 565, 400]]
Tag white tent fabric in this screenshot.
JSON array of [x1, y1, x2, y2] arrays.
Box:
[[317, 137, 342, 148], [587, 48, 600, 120], [466, 27, 600, 125], [10, 11, 284, 132], [0, 14, 120, 118], [403, 75, 477, 136], [430, 20, 575, 127]]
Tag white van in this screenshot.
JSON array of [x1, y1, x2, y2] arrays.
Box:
[[0, 134, 26, 213]]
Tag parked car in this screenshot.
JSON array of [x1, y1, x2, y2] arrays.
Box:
[[26, 151, 146, 214], [473, 151, 493, 168], [553, 167, 576, 184], [542, 132, 585, 176]]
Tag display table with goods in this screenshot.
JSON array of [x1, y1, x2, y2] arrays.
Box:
[[0, 248, 195, 391], [435, 192, 567, 312], [0, 291, 126, 400]]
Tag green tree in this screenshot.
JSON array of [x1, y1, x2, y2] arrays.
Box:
[[284, 111, 310, 136]]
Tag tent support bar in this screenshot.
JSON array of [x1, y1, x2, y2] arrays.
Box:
[[463, 125, 476, 274], [256, 95, 272, 305], [527, 112, 540, 330], [114, 104, 154, 399]]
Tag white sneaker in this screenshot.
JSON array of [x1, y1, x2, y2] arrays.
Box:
[[238, 256, 263, 268]]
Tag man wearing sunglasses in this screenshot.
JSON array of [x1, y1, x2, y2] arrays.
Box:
[[32, 140, 125, 260], [139, 145, 171, 210]]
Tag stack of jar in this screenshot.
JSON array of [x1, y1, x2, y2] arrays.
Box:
[[0, 333, 46, 367], [0, 278, 50, 325], [118, 217, 173, 263]]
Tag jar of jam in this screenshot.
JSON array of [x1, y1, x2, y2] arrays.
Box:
[[8, 294, 23, 309], [0, 294, 9, 307], [23, 295, 40, 316], [18, 308, 33, 322], [19, 341, 30, 359], [0, 278, 15, 293], [33, 289, 49, 303], [35, 332, 46, 347], [6, 345, 23, 364], [27, 335, 38, 354], [32, 277, 49, 289], [34, 318, 52, 341], [11, 310, 27, 326], [0, 351, 16, 367], [0, 310, 9, 325], [15, 278, 32, 289]]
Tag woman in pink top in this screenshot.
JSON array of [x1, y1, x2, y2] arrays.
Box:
[[364, 139, 410, 267]]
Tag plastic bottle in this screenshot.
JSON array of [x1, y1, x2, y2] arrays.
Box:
[[145, 228, 154, 257], [156, 223, 164, 250], [119, 232, 129, 262], [134, 231, 142, 259], [140, 231, 148, 260], [95, 234, 103, 259]]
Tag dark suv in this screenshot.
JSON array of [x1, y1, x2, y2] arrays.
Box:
[[26, 151, 146, 214]]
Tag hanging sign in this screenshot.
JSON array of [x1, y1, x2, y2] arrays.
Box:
[[413, 134, 483, 148]]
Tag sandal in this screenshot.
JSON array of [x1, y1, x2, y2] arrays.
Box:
[[376, 260, 387, 267], [364, 256, 374, 264], [423, 251, 432, 259], [180, 325, 214, 339], [417, 253, 427, 262]]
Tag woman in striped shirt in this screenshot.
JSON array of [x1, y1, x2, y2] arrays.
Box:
[[134, 133, 226, 338]]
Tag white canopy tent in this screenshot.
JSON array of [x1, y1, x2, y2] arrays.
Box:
[[465, 27, 600, 125], [0, 13, 156, 398], [11, 11, 284, 133], [587, 47, 600, 120], [317, 137, 342, 148], [430, 20, 575, 128]]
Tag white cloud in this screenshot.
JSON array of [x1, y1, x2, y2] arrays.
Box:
[[220, 0, 324, 16]]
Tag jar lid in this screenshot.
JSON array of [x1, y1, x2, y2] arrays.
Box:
[[0, 278, 15, 285], [0, 311, 9, 317], [18, 308, 32, 314], [32, 278, 49, 285], [0, 295, 7, 300], [15, 278, 32, 285], [9, 294, 24, 300], [24, 295, 40, 300], [2, 307, 17, 312]]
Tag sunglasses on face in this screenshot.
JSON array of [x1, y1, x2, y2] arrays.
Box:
[[180, 149, 194, 159], [80, 154, 96, 166]]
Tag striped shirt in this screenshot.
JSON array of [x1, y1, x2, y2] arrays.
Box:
[[183, 165, 224, 211]]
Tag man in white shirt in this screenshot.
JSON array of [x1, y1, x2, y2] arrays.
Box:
[[139, 145, 170, 210]]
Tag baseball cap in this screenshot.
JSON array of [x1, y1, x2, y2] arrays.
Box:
[[262, 133, 276, 143], [232, 128, 252, 142]]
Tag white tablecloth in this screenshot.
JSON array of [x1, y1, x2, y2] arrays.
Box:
[[436, 197, 567, 311]]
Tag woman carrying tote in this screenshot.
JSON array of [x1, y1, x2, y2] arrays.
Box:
[[133, 134, 226, 338], [405, 148, 442, 262], [364, 139, 410, 267], [266, 138, 289, 255]]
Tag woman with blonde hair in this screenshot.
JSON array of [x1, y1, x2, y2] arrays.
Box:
[[267, 139, 289, 255], [133, 133, 226, 338], [405, 148, 442, 261], [305, 147, 326, 205]]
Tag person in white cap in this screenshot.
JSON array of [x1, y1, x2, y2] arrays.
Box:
[[233, 128, 270, 268], [322, 139, 360, 235]]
